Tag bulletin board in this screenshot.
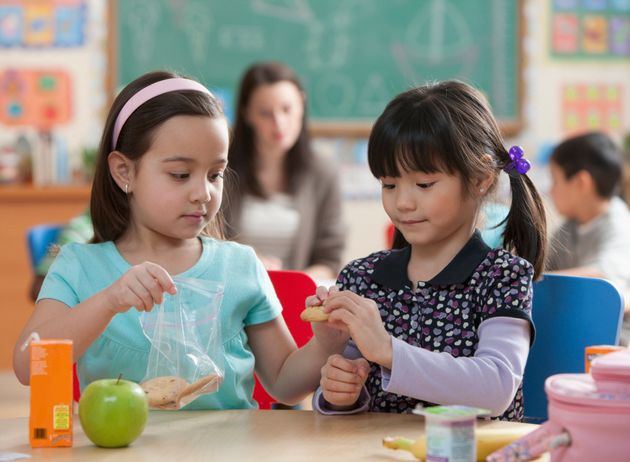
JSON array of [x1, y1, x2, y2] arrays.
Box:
[[109, 0, 525, 136], [550, 0, 630, 58], [0, 0, 85, 47], [0, 69, 72, 128]]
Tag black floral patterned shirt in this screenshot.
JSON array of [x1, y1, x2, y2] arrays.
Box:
[[337, 231, 535, 421]]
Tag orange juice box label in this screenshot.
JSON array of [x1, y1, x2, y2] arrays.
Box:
[[29, 339, 73, 447], [585, 345, 624, 373]]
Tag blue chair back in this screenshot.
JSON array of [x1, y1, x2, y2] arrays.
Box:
[[26, 224, 63, 271], [523, 274, 624, 422]]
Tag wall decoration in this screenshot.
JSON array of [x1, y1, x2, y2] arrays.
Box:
[[0, 0, 85, 47], [0, 69, 72, 128], [561, 83, 623, 134], [551, 0, 630, 58]]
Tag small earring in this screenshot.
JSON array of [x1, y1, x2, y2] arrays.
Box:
[[479, 188, 485, 193], [125, 184, 129, 195]]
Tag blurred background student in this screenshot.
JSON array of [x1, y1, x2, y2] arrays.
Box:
[[223, 61, 346, 281], [29, 208, 93, 302], [546, 132, 630, 344]]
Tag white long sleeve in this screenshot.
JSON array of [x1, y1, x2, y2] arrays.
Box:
[[380, 317, 530, 416]]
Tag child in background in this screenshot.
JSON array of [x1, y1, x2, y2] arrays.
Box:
[[29, 209, 93, 302], [309, 80, 547, 421], [13, 71, 347, 409], [546, 131, 630, 345]]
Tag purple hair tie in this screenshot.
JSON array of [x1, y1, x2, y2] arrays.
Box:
[[503, 146, 530, 177]]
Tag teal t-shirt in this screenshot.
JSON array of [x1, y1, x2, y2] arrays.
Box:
[[38, 236, 282, 409]]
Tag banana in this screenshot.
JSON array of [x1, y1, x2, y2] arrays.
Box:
[[383, 435, 426, 459], [383, 426, 534, 461]]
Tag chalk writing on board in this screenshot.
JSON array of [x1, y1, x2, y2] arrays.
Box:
[[181, 3, 213, 64], [252, 0, 313, 23], [114, 0, 522, 128]]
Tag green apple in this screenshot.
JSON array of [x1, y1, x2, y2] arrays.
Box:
[[79, 377, 148, 448]]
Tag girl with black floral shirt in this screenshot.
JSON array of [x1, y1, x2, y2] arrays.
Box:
[[309, 81, 547, 421]]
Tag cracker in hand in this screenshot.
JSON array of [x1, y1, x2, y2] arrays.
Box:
[[299, 305, 329, 322]]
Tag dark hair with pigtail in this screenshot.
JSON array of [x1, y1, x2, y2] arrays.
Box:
[[368, 80, 547, 279]]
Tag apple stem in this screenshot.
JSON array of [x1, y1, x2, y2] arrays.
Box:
[[117, 373, 122, 385]]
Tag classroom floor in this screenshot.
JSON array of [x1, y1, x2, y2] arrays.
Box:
[[0, 370, 29, 419]]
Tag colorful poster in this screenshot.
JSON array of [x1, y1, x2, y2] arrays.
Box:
[[561, 83, 623, 135], [0, 69, 72, 128], [551, 1, 630, 58], [0, 0, 84, 47]]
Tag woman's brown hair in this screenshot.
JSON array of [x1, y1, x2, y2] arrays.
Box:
[[368, 80, 547, 278], [90, 71, 225, 243]]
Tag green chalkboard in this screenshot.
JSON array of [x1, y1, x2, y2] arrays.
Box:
[[112, 0, 523, 135]]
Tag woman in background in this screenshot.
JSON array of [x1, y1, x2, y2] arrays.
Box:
[[224, 62, 345, 281]]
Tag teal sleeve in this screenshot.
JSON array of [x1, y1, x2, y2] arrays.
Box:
[[37, 244, 82, 308], [242, 250, 282, 326]]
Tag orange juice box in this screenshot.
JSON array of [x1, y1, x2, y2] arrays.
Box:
[[585, 345, 624, 373], [29, 338, 73, 447]]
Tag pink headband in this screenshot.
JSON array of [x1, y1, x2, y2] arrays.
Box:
[[111, 78, 213, 148]]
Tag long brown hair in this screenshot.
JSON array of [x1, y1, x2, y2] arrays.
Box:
[[369, 80, 547, 278], [90, 71, 226, 243]]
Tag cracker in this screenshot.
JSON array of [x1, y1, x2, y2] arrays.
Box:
[[299, 305, 329, 322], [177, 374, 221, 407], [140, 375, 189, 407]]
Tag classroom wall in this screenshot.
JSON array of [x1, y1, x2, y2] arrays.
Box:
[[0, 0, 107, 178], [1, 0, 629, 367]]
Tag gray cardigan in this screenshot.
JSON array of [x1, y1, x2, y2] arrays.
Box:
[[223, 154, 346, 274]]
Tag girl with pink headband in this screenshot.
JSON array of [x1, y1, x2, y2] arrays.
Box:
[[14, 71, 348, 410]]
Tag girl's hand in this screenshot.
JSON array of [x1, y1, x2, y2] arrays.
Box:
[[305, 284, 337, 308], [324, 291, 393, 368], [321, 354, 369, 407], [105, 262, 176, 313], [307, 285, 349, 351]]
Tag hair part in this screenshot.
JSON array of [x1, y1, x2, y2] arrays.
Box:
[[550, 131, 622, 199], [90, 70, 226, 243], [371, 80, 547, 278]]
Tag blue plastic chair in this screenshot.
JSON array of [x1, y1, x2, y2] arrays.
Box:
[[26, 224, 63, 271], [522, 274, 624, 422]]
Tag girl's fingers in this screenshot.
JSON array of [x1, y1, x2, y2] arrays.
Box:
[[136, 271, 166, 305], [145, 263, 177, 294], [327, 307, 354, 326], [129, 276, 154, 311], [126, 285, 147, 311], [323, 292, 362, 315], [326, 354, 356, 372], [323, 364, 364, 386], [354, 358, 371, 380], [305, 294, 321, 308], [324, 356, 364, 380], [321, 376, 364, 393], [315, 285, 329, 302]]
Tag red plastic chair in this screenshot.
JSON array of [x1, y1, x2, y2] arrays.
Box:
[[253, 270, 317, 409], [385, 222, 395, 248]]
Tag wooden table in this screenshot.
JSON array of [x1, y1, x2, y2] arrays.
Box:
[[0, 409, 543, 461]]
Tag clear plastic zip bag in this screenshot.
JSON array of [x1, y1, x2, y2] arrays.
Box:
[[140, 277, 224, 409]]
